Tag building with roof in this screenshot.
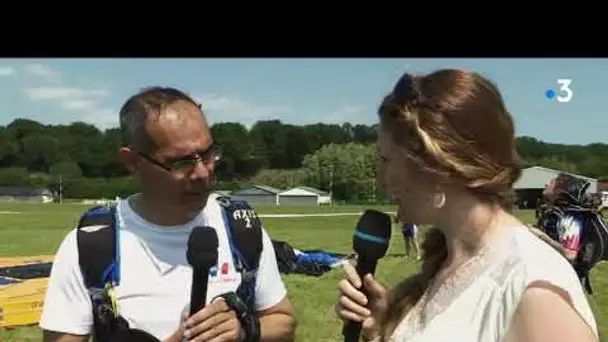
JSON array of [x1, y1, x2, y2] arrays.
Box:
[[513, 166, 597, 209], [213, 190, 232, 197], [278, 186, 332, 206], [0, 187, 54, 203], [230, 185, 281, 205], [597, 180, 608, 206]]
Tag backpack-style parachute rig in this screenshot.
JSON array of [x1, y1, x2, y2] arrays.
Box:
[[537, 173, 608, 294]]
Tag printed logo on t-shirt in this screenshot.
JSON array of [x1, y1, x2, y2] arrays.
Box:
[[208, 265, 218, 277], [208, 261, 238, 283]]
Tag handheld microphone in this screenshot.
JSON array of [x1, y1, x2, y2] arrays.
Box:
[[343, 210, 392, 342], [186, 226, 219, 317]]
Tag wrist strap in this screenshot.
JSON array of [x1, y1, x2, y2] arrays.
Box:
[[362, 334, 381, 342], [362, 330, 381, 342], [215, 292, 260, 342]]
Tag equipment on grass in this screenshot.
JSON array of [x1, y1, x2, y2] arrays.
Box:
[[76, 197, 264, 342], [343, 209, 392, 342], [0, 255, 54, 328], [272, 239, 354, 276], [537, 174, 608, 294]]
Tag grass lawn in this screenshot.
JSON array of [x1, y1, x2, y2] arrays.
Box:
[[1, 203, 607, 341]]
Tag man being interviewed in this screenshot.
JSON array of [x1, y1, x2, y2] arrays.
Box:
[[39, 87, 296, 342]]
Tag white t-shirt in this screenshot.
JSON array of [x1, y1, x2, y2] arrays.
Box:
[[385, 226, 598, 342], [39, 194, 287, 340]]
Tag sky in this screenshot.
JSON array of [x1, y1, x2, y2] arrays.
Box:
[[0, 58, 605, 145]]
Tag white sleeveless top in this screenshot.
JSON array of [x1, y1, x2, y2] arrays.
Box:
[[384, 226, 598, 342]]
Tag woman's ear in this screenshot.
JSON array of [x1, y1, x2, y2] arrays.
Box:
[[432, 192, 447, 209]]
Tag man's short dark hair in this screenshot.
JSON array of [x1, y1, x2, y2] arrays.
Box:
[[119, 86, 201, 152]]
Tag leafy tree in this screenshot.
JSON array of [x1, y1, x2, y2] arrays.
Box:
[[0, 117, 607, 202]]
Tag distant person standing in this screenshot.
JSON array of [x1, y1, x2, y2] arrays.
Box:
[[396, 209, 420, 260]]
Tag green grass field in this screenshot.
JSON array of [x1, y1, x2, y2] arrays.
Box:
[[1, 203, 607, 341]]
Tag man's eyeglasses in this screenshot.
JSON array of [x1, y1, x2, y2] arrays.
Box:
[[137, 144, 222, 174]]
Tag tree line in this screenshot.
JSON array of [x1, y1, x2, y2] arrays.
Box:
[[0, 118, 607, 202]]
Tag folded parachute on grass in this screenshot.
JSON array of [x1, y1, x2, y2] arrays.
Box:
[[272, 240, 355, 276], [0, 255, 54, 328], [0, 241, 352, 328]]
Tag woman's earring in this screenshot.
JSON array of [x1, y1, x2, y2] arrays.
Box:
[[433, 192, 446, 209]]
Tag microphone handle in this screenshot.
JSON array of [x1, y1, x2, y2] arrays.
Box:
[[356, 259, 378, 280], [190, 266, 209, 316], [342, 256, 378, 342]]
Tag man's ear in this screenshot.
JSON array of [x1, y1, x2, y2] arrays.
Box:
[[118, 147, 139, 174]]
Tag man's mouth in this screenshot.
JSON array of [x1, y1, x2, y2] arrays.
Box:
[[184, 191, 205, 197]]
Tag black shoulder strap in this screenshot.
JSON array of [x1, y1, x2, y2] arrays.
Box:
[[75, 204, 128, 342], [75, 204, 166, 342], [217, 197, 263, 309], [217, 197, 263, 271], [76, 204, 120, 289]]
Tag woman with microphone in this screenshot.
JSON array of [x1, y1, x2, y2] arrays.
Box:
[[334, 69, 598, 342]]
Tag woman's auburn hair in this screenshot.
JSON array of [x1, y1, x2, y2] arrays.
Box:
[[377, 68, 523, 340]]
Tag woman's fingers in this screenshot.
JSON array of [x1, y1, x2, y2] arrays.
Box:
[[342, 262, 362, 288], [339, 278, 368, 306], [339, 293, 372, 317]]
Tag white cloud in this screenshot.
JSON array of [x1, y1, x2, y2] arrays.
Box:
[[23, 63, 60, 78], [80, 107, 118, 129], [23, 86, 108, 101], [0, 66, 15, 77], [20, 85, 114, 129], [197, 93, 293, 127], [196, 93, 369, 127], [4, 63, 116, 130], [18, 85, 365, 130], [60, 99, 97, 111]]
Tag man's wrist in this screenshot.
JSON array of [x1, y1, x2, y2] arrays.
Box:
[[362, 330, 381, 342], [216, 291, 261, 342], [362, 334, 381, 342]]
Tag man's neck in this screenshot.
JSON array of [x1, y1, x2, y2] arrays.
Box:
[[129, 193, 203, 226]]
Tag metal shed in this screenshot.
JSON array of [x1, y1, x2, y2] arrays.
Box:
[[278, 186, 331, 206], [230, 185, 281, 205], [0, 187, 54, 203]]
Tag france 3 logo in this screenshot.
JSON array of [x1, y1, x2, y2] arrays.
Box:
[[545, 79, 574, 103]]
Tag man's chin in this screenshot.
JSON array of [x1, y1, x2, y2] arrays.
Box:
[[181, 192, 210, 207]]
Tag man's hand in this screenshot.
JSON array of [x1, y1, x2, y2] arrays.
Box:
[[184, 297, 244, 342], [164, 323, 186, 342]]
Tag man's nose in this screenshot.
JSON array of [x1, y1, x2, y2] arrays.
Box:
[[190, 160, 210, 181]]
